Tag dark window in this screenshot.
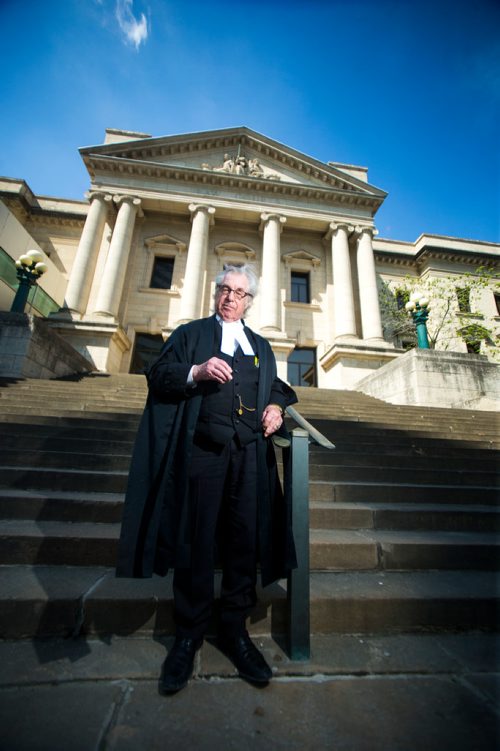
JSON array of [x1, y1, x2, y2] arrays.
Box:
[[395, 289, 410, 310], [291, 272, 310, 303], [287, 347, 316, 387], [495, 294, 500, 316], [456, 287, 471, 313], [150, 257, 174, 289], [130, 333, 164, 374], [465, 341, 481, 354], [458, 323, 492, 356]]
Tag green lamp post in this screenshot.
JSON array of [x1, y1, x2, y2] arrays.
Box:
[[405, 293, 431, 349], [11, 250, 48, 313]]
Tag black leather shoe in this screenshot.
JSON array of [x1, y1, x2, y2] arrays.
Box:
[[218, 633, 272, 684], [160, 637, 203, 694]]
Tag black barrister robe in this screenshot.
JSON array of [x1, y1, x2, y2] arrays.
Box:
[[116, 315, 298, 587]]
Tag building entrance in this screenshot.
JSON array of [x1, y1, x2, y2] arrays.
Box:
[[130, 333, 164, 374]]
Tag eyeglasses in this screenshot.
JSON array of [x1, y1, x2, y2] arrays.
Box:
[[217, 284, 254, 301]]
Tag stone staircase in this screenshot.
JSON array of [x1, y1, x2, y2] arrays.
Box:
[[0, 374, 498, 640]]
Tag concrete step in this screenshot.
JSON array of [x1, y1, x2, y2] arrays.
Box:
[[0, 383, 146, 398], [306, 423, 500, 447], [307, 463, 499, 487], [1, 492, 498, 535], [0, 490, 124, 523], [0, 414, 141, 430], [310, 501, 500, 532], [0, 395, 146, 410], [0, 434, 135, 455], [0, 419, 139, 442], [1, 412, 498, 451], [307, 445, 500, 469], [309, 480, 499, 504], [2, 465, 496, 504], [2, 449, 497, 488], [1, 406, 495, 443], [1, 519, 498, 571], [2, 392, 498, 440], [309, 529, 500, 570], [0, 449, 132, 472], [0, 376, 497, 644], [2, 491, 498, 535], [2, 377, 497, 426], [299, 411, 499, 433], [0, 466, 129, 493], [3, 423, 498, 461], [0, 566, 497, 638], [0, 405, 143, 419], [0, 519, 120, 566]]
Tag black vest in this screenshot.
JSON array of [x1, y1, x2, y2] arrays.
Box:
[[195, 333, 260, 446]]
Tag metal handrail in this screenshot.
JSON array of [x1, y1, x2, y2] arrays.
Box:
[[286, 405, 335, 449], [283, 408, 335, 660]]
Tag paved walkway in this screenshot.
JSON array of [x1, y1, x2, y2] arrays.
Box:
[[0, 633, 498, 750]]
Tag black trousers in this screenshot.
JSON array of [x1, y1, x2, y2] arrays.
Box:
[[173, 436, 258, 640]]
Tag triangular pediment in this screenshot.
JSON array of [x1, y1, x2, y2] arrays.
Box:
[[80, 126, 386, 201], [144, 234, 186, 251], [282, 250, 321, 267]]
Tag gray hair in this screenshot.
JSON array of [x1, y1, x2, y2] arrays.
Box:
[[214, 264, 259, 310]]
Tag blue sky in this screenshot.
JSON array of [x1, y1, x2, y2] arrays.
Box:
[[1, 0, 499, 243]]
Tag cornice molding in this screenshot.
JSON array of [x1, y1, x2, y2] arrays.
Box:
[[2, 194, 86, 230], [374, 247, 498, 270], [83, 154, 385, 212], [26, 213, 85, 229], [414, 247, 499, 268], [81, 129, 386, 198]]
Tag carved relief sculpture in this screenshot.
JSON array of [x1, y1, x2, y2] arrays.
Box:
[[202, 152, 281, 180]]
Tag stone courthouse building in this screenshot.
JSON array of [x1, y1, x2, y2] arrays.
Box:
[[1, 127, 498, 390]]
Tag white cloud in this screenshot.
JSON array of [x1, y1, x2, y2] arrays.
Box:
[[115, 0, 148, 50]]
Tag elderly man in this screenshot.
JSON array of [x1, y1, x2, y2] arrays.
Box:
[[117, 264, 297, 693]]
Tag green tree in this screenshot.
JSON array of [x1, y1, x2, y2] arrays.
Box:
[[378, 266, 500, 360]]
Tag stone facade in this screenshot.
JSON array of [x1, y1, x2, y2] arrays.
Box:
[[0, 127, 498, 389]]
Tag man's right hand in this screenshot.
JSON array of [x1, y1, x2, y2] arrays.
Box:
[[192, 357, 233, 383]]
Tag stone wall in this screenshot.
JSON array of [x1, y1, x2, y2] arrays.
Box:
[[356, 348, 500, 411], [0, 313, 94, 379]]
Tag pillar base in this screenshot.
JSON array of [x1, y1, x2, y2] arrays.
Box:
[[319, 341, 399, 390], [49, 308, 84, 322], [47, 317, 131, 373]]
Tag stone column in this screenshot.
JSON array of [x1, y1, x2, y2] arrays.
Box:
[[259, 213, 286, 331], [178, 204, 216, 323], [92, 195, 142, 318], [330, 223, 356, 338], [356, 227, 384, 341], [64, 192, 111, 314]]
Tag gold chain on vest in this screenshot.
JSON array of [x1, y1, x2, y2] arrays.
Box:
[[236, 394, 256, 416]]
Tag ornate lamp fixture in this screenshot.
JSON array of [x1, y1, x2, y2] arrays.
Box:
[[405, 292, 431, 349], [10, 250, 48, 313]]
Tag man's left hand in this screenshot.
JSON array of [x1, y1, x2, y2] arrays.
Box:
[[261, 404, 283, 438]]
